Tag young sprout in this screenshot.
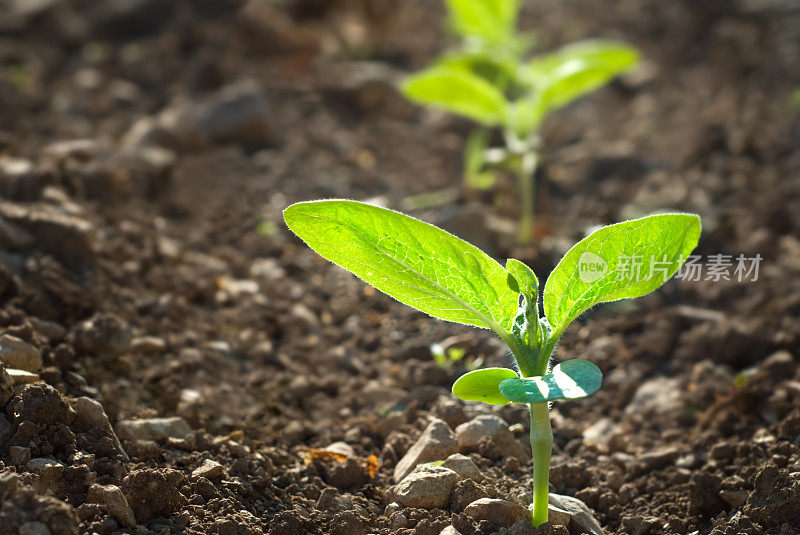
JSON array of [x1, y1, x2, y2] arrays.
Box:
[[284, 200, 700, 526], [401, 0, 640, 242], [431, 343, 484, 371]]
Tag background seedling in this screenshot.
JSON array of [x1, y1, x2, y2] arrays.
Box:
[[430, 342, 484, 371], [284, 200, 700, 526], [401, 0, 640, 242]]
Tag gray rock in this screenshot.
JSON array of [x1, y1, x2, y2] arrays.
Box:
[[625, 377, 682, 417], [463, 498, 531, 527], [7, 368, 39, 385], [88, 484, 136, 527], [0, 334, 42, 372], [28, 457, 65, 492], [548, 493, 603, 535], [0, 200, 94, 272], [638, 447, 681, 470], [19, 522, 50, 535], [0, 156, 48, 201], [622, 515, 661, 535], [720, 489, 748, 508], [387, 464, 460, 509], [147, 80, 273, 150], [72, 313, 132, 358], [582, 417, 620, 452], [193, 80, 272, 147], [393, 418, 458, 483], [192, 459, 224, 480], [73, 397, 129, 461], [131, 336, 167, 354], [439, 527, 462, 535], [441, 453, 484, 482], [547, 503, 572, 527], [116, 416, 192, 442], [9, 446, 31, 466], [455, 414, 530, 460]]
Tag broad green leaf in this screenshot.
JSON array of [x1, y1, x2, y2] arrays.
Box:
[[445, 0, 519, 44], [452, 367, 518, 405], [402, 66, 508, 125], [524, 40, 640, 124], [499, 359, 602, 403], [436, 50, 519, 88], [543, 213, 701, 334], [283, 200, 519, 331]]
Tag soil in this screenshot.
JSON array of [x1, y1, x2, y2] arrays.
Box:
[[1, 0, 800, 534]]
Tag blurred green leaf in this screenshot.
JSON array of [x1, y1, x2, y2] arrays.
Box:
[[445, 0, 520, 44], [523, 40, 640, 126], [402, 66, 509, 125]]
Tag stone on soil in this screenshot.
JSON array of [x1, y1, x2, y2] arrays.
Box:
[[625, 376, 682, 416], [393, 418, 458, 483], [463, 498, 531, 527], [116, 416, 191, 442], [88, 484, 136, 527], [455, 414, 529, 460], [441, 453, 483, 482], [387, 464, 460, 509], [7, 368, 39, 385], [548, 493, 603, 535], [192, 459, 225, 480], [0, 334, 42, 372]]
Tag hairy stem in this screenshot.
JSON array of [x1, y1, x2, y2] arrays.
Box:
[[529, 401, 553, 526]]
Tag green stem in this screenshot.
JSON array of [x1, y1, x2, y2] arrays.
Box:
[[516, 151, 538, 244], [529, 401, 553, 526]]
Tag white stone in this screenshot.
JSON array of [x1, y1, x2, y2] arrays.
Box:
[[393, 418, 458, 483], [193, 459, 224, 480], [0, 334, 42, 372], [455, 414, 529, 460], [464, 498, 530, 527], [88, 484, 136, 527], [548, 492, 603, 535], [441, 453, 483, 482], [387, 464, 459, 509], [116, 416, 191, 442]]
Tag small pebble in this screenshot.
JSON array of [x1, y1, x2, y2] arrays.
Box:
[[192, 459, 224, 480]]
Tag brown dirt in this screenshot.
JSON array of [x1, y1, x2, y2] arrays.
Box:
[[1, 0, 799, 534]]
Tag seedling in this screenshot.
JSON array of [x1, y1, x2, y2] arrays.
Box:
[[283, 200, 700, 526], [401, 0, 640, 242], [430, 343, 483, 371]]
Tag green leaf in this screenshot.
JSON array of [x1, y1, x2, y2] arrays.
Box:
[[506, 258, 538, 299], [283, 200, 519, 331], [499, 359, 602, 403], [401, 66, 508, 125], [445, 0, 519, 44], [452, 367, 518, 405], [505, 258, 546, 374], [436, 50, 519, 89], [524, 40, 640, 124], [543, 213, 701, 334]]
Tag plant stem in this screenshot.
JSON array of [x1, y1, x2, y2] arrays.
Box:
[[516, 150, 538, 244], [528, 401, 553, 526]]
